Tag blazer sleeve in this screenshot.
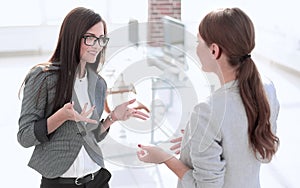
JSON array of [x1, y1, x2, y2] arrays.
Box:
[[17, 67, 50, 148], [179, 102, 226, 188]]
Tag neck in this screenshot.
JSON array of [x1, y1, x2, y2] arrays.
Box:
[[216, 65, 236, 85], [218, 72, 236, 85], [79, 62, 87, 78]]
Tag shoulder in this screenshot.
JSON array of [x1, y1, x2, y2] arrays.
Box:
[[24, 64, 58, 88], [97, 74, 107, 86], [193, 87, 229, 116], [26, 63, 58, 78], [86, 67, 107, 93], [90, 68, 107, 89], [192, 90, 226, 118]]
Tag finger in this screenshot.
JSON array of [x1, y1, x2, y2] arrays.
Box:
[[133, 102, 150, 113], [170, 143, 181, 150], [170, 137, 182, 143], [137, 150, 148, 161], [175, 150, 180, 155], [126, 98, 136, 105], [132, 114, 149, 120], [84, 117, 98, 124], [137, 144, 147, 150], [82, 103, 88, 113], [128, 110, 150, 120], [137, 146, 151, 160], [137, 149, 146, 156], [64, 102, 74, 109], [138, 144, 154, 151], [74, 111, 80, 122], [85, 106, 95, 116], [134, 106, 150, 113], [134, 110, 150, 118]]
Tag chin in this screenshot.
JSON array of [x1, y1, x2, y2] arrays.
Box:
[[86, 58, 97, 63], [87, 61, 96, 64]]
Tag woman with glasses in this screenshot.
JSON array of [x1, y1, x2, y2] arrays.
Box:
[[18, 7, 148, 188], [137, 7, 279, 188]]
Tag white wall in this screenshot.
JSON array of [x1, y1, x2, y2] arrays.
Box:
[[0, 25, 59, 54], [0, 0, 147, 54], [0, 0, 299, 72], [181, 0, 300, 72]]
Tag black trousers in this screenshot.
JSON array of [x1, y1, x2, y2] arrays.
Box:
[[40, 168, 111, 188]]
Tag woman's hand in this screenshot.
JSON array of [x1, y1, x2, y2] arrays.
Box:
[[169, 129, 185, 154], [62, 102, 98, 124], [111, 99, 150, 121], [137, 144, 174, 164]]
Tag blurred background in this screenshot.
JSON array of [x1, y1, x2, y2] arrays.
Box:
[[0, 0, 299, 187]]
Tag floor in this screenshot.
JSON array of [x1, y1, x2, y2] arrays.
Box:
[[0, 46, 299, 187]]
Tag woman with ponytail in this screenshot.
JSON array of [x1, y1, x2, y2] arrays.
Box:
[[137, 7, 279, 188]]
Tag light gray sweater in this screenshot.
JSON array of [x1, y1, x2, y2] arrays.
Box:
[[177, 79, 279, 188]]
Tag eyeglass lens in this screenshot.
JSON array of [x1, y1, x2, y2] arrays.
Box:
[[83, 36, 109, 47]]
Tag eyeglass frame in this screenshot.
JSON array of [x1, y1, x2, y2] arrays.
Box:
[[82, 35, 110, 47]]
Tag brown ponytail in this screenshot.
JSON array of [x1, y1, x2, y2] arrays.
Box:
[[237, 58, 279, 160]]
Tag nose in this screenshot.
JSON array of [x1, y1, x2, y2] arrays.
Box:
[[92, 41, 103, 51]]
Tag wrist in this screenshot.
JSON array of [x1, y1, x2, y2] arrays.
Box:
[[163, 155, 175, 164], [108, 111, 118, 122], [55, 108, 68, 122]]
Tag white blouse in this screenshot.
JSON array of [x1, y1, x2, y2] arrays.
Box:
[[61, 71, 101, 178]]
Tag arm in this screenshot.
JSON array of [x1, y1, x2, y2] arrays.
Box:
[[18, 67, 49, 147], [137, 144, 191, 179], [18, 68, 98, 147], [48, 102, 98, 133], [179, 103, 225, 188], [103, 99, 149, 129], [164, 156, 190, 179], [95, 98, 150, 142], [137, 102, 225, 188]]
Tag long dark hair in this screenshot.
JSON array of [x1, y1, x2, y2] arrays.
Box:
[[46, 7, 107, 113], [19, 7, 107, 113], [199, 8, 279, 160]]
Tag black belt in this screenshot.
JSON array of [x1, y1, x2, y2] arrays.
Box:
[[43, 170, 99, 186]]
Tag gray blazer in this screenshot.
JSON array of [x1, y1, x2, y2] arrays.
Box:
[[177, 78, 279, 188], [17, 65, 108, 178]]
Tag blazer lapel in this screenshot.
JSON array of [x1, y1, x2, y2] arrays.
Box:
[[87, 67, 100, 121]]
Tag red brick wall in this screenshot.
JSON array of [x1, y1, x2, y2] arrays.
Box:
[[148, 0, 181, 46]]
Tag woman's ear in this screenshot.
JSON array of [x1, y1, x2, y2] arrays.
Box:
[[210, 43, 221, 59]]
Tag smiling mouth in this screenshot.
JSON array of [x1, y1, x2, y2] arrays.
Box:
[[88, 51, 98, 56]]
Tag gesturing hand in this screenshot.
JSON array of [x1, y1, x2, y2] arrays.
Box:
[[169, 129, 185, 154], [63, 102, 98, 124], [112, 99, 150, 121], [137, 144, 174, 164]]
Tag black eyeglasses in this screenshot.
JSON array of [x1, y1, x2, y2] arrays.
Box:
[[82, 35, 109, 47]]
